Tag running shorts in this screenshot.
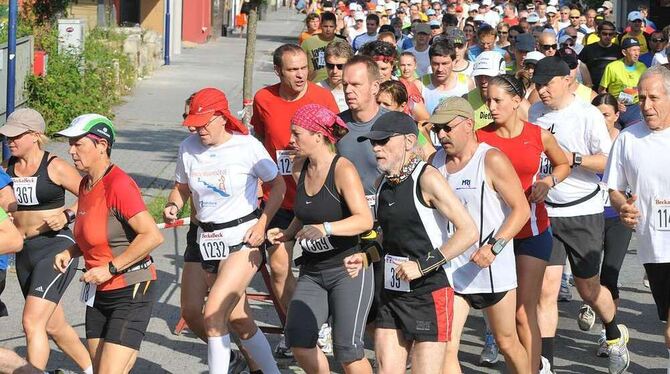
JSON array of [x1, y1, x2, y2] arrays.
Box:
[[86, 280, 157, 350], [16, 228, 78, 303], [457, 290, 508, 310], [548, 214, 604, 278], [183, 222, 202, 263], [514, 228, 553, 262], [376, 287, 454, 342]]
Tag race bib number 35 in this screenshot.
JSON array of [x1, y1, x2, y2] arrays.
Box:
[[299, 236, 335, 253], [276, 150, 293, 176], [384, 255, 411, 292], [12, 177, 39, 206], [653, 198, 670, 231], [199, 230, 230, 261]]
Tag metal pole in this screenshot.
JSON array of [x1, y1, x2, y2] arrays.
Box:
[[164, 0, 171, 65], [3, 0, 17, 161]]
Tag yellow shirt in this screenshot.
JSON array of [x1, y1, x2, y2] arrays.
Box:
[[583, 33, 619, 46], [620, 32, 648, 54], [599, 59, 647, 104], [465, 88, 493, 130], [575, 83, 594, 102]]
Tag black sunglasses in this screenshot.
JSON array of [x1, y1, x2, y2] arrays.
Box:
[[600, 31, 616, 36], [326, 62, 344, 70], [498, 31, 508, 34], [370, 134, 400, 146], [431, 118, 467, 133], [541, 43, 558, 51], [570, 16, 580, 19], [652, 38, 667, 42]]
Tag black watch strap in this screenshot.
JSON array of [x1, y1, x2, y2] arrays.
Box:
[[108, 261, 119, 275]]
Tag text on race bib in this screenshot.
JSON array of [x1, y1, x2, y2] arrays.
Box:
[[299, 236, 336, 253], [12, 177, 39, 206], [276, 150, 293, 176], [653, 198, 670, 231], [80, 282, 96, 307], [539, 155, 552, 177], [199, 230, 230, 261], [366, 194, 376, 219], [384, 255, 411, 292]]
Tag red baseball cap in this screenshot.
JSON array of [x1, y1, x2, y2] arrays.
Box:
[[183, 88, 248, 135]]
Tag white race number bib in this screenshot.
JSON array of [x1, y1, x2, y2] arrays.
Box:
[[299, 236, 335, 253], [276, 150, 294, 176], [12, 177, 38, 206], [199, 230, 230, 260], [80, 282, 96, 307], [384, 255, 411, 292], [366, 194, 376, 219], [653, 197, 670, 231]]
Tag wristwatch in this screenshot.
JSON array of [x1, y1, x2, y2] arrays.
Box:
[[572, 152, 583, 167], [108, 261, 119, 275], [63, 209, 76, 224], [487, 237, 508, 255]]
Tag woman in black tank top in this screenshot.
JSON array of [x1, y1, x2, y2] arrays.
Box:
[[267, 104, 374, 373], [0, 108, 91, 372]]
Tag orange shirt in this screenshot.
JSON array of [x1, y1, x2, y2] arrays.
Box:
[[299, 30, 320, 44], [74, 166, 156, 291], [251, 82, 339, 210]]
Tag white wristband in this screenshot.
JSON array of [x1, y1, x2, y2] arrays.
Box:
[[323, 222, 333, 236]]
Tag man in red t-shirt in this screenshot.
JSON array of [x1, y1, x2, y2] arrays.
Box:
[[251, 44, 338, 346]]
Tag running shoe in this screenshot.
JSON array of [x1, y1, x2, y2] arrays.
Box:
[[607, 324, 630, 374], [479, 330, 499, 366], [229, 350, 249, 374], [317, 323, 333, 354], [558, 273, 573, 302], [578, 304, 596, 331], [539, 356, 552, 374], [597, 329, 609, 358], [273, 334, 293, 358]]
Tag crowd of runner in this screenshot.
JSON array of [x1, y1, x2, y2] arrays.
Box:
[[0, 0, 669, 373]]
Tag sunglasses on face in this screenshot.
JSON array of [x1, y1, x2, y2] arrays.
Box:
[[570, 16, 580, 19], [652, 38, 667, 43], [370, 134, 401, 146], [498, 31, 508, 35], [600, 31, 615, 36], [431, 118, 467, 133], [541, 43, 558, 51], [326, 62, 344, 70]]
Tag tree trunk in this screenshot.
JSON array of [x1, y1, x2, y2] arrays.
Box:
[[241, 0, 260, 129]]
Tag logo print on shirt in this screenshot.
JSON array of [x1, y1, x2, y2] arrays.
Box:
[[548, 124, 556, 134], [461, 179, 471, 187], [198, 176, 230, 198], [388, 201, 396, 206], [306, 201, 312, 205]]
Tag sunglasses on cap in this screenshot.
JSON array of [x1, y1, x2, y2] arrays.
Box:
[[540, 43, 558, 51], [326, 62, 344, 70]]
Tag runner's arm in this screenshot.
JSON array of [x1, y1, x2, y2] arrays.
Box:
[[541, 128, 570, 183], [0, 185, 16, 212], [487, 149, 530, 241], [258, 175, 286, 230], [106, 211, 164, 273], [421, 166, 478, 260], [331, 158, 374, 236]]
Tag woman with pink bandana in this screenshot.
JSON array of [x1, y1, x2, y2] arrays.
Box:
[[267, 104, 374, 374]]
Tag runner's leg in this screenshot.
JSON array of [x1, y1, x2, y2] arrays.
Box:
[[515, 254, 546, 372], [442, 295, 470, 374], [375, 328, 411, 374], [412, 341, 447, 374], [485, 289, 529, 373], [180, 262, 208, 341], [46, 304, 93, 371]]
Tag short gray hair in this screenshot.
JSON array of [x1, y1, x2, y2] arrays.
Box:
[[640, 65, 670, 96]]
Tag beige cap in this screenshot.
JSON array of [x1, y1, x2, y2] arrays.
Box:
[[0, 108, 46, 137], [430, 97, 474, 124]]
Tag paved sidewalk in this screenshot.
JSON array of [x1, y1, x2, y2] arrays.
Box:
[[1, 6, 668, 373]]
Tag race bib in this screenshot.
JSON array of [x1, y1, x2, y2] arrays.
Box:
[[80, 282, 96, 307], [652, 197, 670, 231], [539, 155, 552, 177], [199, 230, 230, 260], [618, 88, 637, 105], [299, 236, 335, 253], [366, 194, 376, 219], [276, 150, 293, 176], [384, 255, 411, 292], [12, 177, 38, 206]]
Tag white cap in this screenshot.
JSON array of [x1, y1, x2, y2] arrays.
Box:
[[481, 0, 492, 6], [385, 3, 395, 10], [411, 0, 421, 4], [354, 11, 365, 20], [472, 51, 506, 77], [474, 14, 485, 21], [523, 51, 545, 64], [376, 4, 385, 12], [546, 5, 558, 14], [469, 3, 479, 11], [548, 0, 558, 6]]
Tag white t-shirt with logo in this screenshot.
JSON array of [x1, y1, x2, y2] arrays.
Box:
[[604, 122, 670, 264], [175, 134, 278, 228], [529, 96, 612, 217]]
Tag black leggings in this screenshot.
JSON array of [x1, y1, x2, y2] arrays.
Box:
[[600, 216, 633, 300]]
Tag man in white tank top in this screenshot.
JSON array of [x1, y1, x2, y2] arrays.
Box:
[[427, 96, 532, 373]]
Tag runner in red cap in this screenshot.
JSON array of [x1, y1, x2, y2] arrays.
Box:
[[251, 43, 338, 358], [165, 87, 285, 373]]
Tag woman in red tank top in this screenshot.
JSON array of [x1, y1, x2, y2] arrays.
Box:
[[476, 74, 570, 373]]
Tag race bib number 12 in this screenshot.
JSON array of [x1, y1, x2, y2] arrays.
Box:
[[276, 150, 293, 176], [653, 198, 670, 231], [384, 255, 411, 292]]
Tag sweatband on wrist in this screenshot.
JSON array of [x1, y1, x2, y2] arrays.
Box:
[[415, 248, 448, 275]]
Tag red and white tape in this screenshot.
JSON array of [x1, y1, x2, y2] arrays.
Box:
[[157, 217, 191, 230]]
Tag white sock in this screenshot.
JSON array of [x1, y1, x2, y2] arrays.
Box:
[[208, 335, 231, 373], [83, 366, 94, 374], [241, 330, 281, 374]]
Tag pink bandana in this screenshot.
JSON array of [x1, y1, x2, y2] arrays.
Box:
[[291, 104, 348, 143]]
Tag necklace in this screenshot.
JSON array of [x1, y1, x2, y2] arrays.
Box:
[[87, 163, 114, 190], [387, 154, 421, 185]]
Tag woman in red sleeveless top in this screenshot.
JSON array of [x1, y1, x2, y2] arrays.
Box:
[[476, 74, 570, 373]]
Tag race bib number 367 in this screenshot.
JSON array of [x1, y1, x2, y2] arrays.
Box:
[[384, 255, 411, 292], [653, 198, 670, 231]]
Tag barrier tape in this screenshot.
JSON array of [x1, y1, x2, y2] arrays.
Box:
[[156, 217, 191, 230]]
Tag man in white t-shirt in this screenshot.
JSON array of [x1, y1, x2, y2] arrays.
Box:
[[479, 0, 500, 28], [405, 23, 432, 76], [529, 56, 629, 374], [347, 12, 367, 44], [604, 65, 670, 373]]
